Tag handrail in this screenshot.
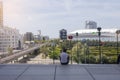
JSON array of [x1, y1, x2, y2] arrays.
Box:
[[0, 43, 47, 64]]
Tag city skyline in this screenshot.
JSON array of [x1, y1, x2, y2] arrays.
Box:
[[2, 0, 120, 38]]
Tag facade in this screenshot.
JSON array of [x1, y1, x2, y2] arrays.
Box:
[[85, 21, 97, 29], [59, 29, 67, 40], [0, 1, 23, 52], [0, 27, 23, 52], [24, 32, 34, 42], [69, 29, 119, 41]]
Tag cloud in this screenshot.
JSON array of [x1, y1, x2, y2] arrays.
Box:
[[3, 0, 120, 38]]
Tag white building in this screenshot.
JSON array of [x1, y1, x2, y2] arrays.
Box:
[[0, 27, 23, 52], [69, 28, 119, 41], [0, 2, 23, 52]]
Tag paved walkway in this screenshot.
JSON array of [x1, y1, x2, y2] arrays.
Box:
[[27, 53, 76, 64], [27, 53, 59, 64], [0, 64, 120, 80]]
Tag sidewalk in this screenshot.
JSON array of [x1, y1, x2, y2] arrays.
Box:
[[0, 64, 120, 80]]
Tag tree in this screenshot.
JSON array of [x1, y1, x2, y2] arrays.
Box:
[[40, 45, 49, 58], [49, 46, 60, 59], [72, 41, 84, 63], [8, 47, 13, 55]]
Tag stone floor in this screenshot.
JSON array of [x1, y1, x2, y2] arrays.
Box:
[[0, 64, 120, 80]]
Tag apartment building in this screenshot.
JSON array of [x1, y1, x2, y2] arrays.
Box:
[[0, 27, 23, 52]]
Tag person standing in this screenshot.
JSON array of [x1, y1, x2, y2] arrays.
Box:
[[60, 48, 69, 65]]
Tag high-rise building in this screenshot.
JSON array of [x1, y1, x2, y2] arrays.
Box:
[[0, 1, 3, 27], [0, 2, 23, 52], [85, 21, 97, 29], [59, 29, 67, 40], [24, 32, 34, 41]]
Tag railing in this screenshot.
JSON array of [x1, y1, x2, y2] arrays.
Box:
[[0, 43, 47, 64]]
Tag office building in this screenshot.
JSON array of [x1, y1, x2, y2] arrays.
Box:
[[59, 29, 67, 40], [24, 32, 34, 42], [85, 21, 97, 29]]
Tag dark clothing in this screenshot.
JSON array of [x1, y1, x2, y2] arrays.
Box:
[[117, 54, 120, 64], [60, 56, 69, 65], [61, 62, 69, 65]]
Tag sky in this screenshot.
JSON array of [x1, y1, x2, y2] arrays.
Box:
[[2, 0, 120, 38]]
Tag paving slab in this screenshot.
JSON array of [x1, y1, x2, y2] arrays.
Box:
[[0, 64, 119, 80], [0, 64, 29, 80], [55, 65, 93, 80], [17, 65, 55, 80], [86, 64, 120, 80]]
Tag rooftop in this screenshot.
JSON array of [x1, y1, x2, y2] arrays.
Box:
[[70, 29, 118, 34], [0, 64, 120, 80]]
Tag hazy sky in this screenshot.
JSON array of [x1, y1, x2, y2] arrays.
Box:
[[3, 0, 120, 38]]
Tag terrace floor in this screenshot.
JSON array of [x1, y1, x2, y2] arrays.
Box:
[[0, 64, 120, 80]]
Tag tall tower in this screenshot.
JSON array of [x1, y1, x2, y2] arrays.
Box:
[[0, 1, 3, 27], [85, 21, 97, 29]]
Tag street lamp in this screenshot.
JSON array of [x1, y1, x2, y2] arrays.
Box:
[[59, 40, 63, 49], [68, 35, 73, 64], [84, 43, 87, 64], [116, 30, 120, 57], [76, 32, 79, 64], [97, 27, 102, 64], [51, 41, 55, 64]]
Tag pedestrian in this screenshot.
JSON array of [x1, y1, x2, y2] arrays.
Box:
[[60, 48, 69, 65]]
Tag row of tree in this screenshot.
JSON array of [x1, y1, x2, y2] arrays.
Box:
[[39, 39, 120, 64]]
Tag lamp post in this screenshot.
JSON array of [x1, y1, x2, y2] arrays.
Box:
[[84, 43, 87, 64], [97, 27, 102, 64], [51, 41, 55, 64], [60, 40, 63, 49], [76, 32, 79, 64], [116, 30, 120, 57], [68, 35, 73, 64]]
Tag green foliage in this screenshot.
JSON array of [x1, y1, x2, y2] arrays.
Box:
[[40, 45, 49, 58], [34, 40, 39, 44], [8, 47, 13, 55], [33, 49, 40, 55], [38, 39, 119, 64], [71, 40, 120, 64], [102, 55, 109, 64], [73, 55, 79, 63], [49, 46, 60, 59], [89, 55, 97, 64]]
